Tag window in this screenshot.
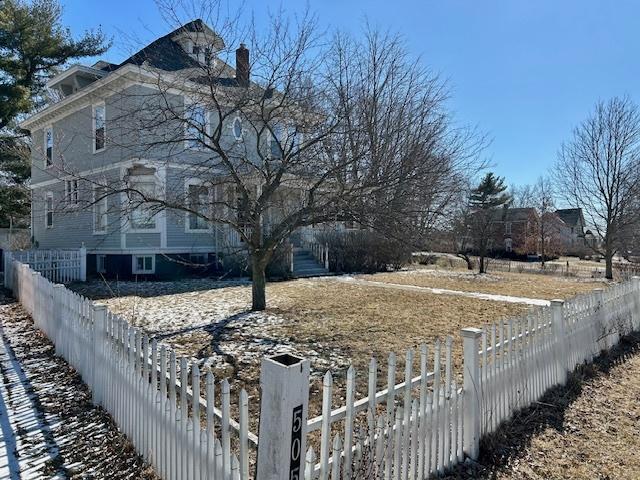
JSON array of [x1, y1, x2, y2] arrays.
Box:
[[232, 117, 243, 140], [505, 238, 513, 252], [65, 180, 79, 205], [96, 255, 107, 274], [93, 103, 106, 152], [187, 182, 210, 231], [129, 177, 157, 230], [93, 185, 108, 233], [132, 255, 155, 274], [45, 192, 54, 228], [44, 127, 53, 166], [186, 104, 208, 149], [268, 124, 283, 158], [192, 45, 201, 55], [505, 222, 512, 234], [189, 253, 207, 265]]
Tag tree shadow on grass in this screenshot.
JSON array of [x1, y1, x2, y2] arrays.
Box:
[[443, 331, 640, 479]]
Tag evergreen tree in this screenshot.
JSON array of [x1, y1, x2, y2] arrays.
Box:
[[469, 172, 511, 273], [0, 0, 110, 227]]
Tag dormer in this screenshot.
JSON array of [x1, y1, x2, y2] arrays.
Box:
[[46, 64, 108, 98], [171, 22, 225, 66]]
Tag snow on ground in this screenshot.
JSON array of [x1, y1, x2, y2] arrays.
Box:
[[338, 276, 551, 306], [0, 290, 157, 479]]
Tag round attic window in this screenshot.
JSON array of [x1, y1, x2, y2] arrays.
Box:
[[233, 117, 243, 140]]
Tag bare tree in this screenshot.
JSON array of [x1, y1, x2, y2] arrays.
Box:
[[530, 176, 566, 266], [555, 97, 640, 279], [44, 2, 483, 310]]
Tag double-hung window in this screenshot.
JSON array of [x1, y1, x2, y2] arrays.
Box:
[[44, 127, 53, 167], [93, 185, 108, 234], [186, 104, 208, 150], [65, 179, 79, 205], [268, 124, 283, 158], [186, 182, 210, 231], [129, 176, 158, 230], [45, 192, 54, 228], [505, 222, 512, 235], [93, 103, 106, 152]]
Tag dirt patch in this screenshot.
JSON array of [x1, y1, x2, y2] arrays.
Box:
[[444, 332, 640, 480], [362, 268, 609, 300]]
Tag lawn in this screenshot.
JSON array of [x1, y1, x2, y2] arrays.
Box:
[[359, 268, 609, 300], [73, 276, 533, 420]]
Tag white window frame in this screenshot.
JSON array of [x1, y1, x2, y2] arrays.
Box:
[[189, 253, 208, 264], [231, 116, 243, 141], [44, 126, 53, 167], [65, 179, 79, 205], [127, 173, 161, 233], [184, 100, 210, 150], [505, 238, 513, 252], [132, 254, 155, 274], [185, 178, 213, 233], [93, 185, 108, 234], [96, 254, 107, 274], [505, 222, 512, 235], [45, 191, 54, 228], [93, 102, 106, 153]]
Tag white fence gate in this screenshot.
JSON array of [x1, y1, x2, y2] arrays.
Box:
[[3, 253, 640, 479]]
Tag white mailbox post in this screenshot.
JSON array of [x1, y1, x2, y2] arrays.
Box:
[[256, 353, 310, 480]]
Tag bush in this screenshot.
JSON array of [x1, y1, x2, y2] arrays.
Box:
[[316, 230, 411, 274], [218, 243, 294, 280]]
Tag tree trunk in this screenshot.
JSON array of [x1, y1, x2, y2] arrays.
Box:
[[251, 257, 268, 311], [465, 256, 473, 270], [479, 254, 486, 274], [605, 248, 613, 280]]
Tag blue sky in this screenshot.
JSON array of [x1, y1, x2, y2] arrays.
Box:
[[60, 0, 640, 186]]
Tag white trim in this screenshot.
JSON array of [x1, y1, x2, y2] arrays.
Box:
[[30, 158, 219, 189], [93, 102, 106, 153], [132, 254, 156, 274], [88, 247, 216, 255], [64, 179, 79, 206], [184, 177, 213, 233], [93, 184, 108, 234], [126, 168, 162, 234], [44, 126, 53, 168], [45, 191, 54, 228], [46, 64, 107, 89]]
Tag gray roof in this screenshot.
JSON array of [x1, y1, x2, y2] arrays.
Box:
[[491, 207, 537, 222], [555, 208, 583, 227]]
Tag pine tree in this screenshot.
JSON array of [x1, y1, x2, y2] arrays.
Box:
[[0, 0, 110, 227], [469, 172, 511, 273]]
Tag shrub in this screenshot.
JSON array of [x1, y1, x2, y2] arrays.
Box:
[[316, 230, 412, 274]]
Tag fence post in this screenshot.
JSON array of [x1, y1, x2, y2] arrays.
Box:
[[91, 303, 107, 406], [593, 288, 609, 350], [79, 244, 87, 282], [256, 353, 310, 480], [461, 327, 482, 460], [551, 299, 567, 385], [633, 277, 640, 331], [324, 243, 329, 270], [52, 284, 65, 355]]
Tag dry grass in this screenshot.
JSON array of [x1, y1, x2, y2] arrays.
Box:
[[445, 334, 640, 480], [362, 269, 609, 300]]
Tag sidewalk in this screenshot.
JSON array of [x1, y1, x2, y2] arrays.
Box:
[[0, 290, 157, 479]]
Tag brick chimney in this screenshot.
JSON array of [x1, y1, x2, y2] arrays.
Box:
[[236, 43, 249, 88]]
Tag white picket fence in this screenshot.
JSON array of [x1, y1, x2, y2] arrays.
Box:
[[5, 247, 87, 283], [4, 257, 254, 480], [3, 252, 640, 479]]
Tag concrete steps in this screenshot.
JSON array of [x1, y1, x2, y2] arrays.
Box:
[[292, 248, 330, 278]]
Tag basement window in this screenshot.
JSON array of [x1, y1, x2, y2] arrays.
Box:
[[132, 255, 155, 274]]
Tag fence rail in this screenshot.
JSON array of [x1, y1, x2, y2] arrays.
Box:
[[5, 247, 87, 283], [3, 251, 640, 479], [4, 257, 253, 480]]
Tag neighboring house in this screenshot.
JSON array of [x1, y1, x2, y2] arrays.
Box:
[[491, 207, 538, 255], [555, 208, 588, 255], [19, 20, 323, 279]]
